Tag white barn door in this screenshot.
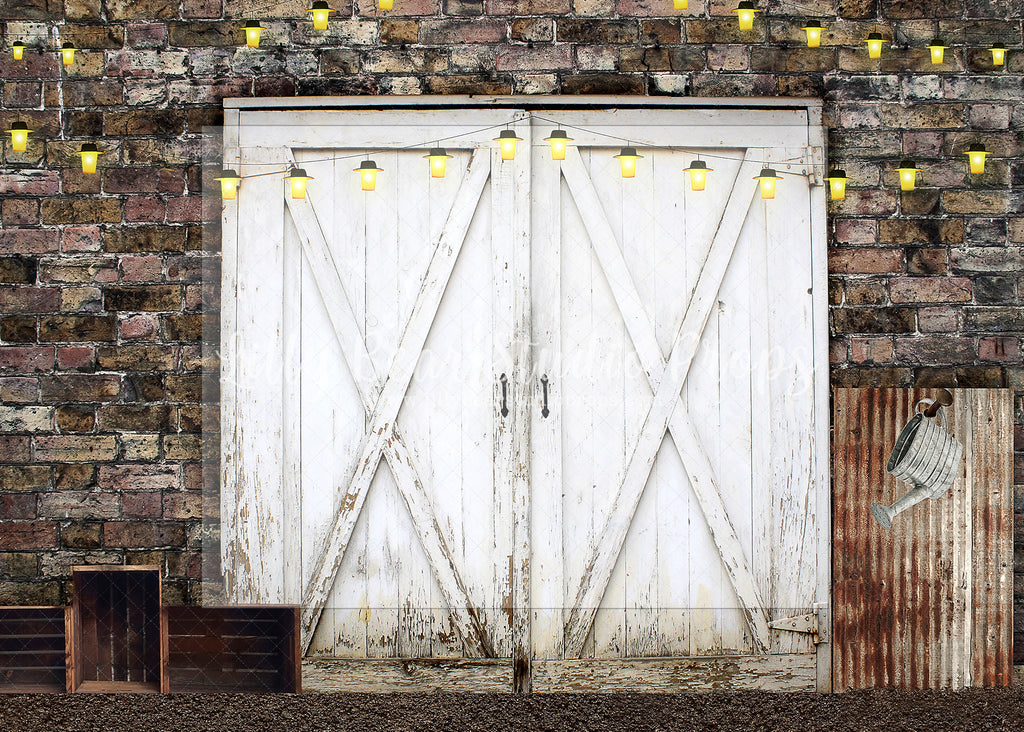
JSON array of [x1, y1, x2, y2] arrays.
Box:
[[220, 100, 829, 692]]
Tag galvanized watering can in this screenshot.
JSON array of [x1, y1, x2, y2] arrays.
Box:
[[870, 390, 964, 530]]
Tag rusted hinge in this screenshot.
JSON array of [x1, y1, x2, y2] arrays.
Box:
[[768, 603, 828, 645]]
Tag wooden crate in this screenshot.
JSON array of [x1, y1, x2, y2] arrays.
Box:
[[0, 607, 70, 693], [164, 606, 301, 693], [70, 566, 166, 693]]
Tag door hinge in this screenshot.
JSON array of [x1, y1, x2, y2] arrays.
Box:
[[768, 603, 828, 645]]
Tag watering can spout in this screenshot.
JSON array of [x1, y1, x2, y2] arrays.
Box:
[[871, 483, 933, 530]]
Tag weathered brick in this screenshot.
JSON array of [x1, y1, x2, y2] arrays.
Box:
[[487, 0, 570, 12], [103, 285, 180, 312], [943, 190, 1012, 215], [896, 336, 977, 364], [973, 276, 1017, 305], [425, 75, 511, 95], [511, 19, 553, 43], [561, 72, 644, 95], [363, 49, 450, 74], [98, 404, 175, 431], [829, 248, 905, 274], [105, 226, 187, 253], [60, 521, 102, 549], [103, 521, 185, 548], [558, 19, 637, 44], [163, 434, 201, 460], [2, 198, 40, 226], [163, 492, 201, 520], [34, 435, 117, 462], [851, 337, 894, 364], [39, 550, 123, 575], [0, 494, 37, 520], [979, 336, 1019, 362], [878, 218, 963, 246], [889, 277, 972, 303], [97, 464, 178, 492], [0, 405, 52, 432], [496, 46, 572, 71], [832, 307, 917, 334], [40, 198, 122, 225], [907, 248, 948, 275], [38, 315, 116, 342], [0, 346, 55, 373], [121, 492, 163, 518], [964, 307, 1024, 333], [0, 435, 31, 463], [0, 317, 36, 343], [0, 552, 38, 577], [0, 521, 58, 550], [0, 171, 61, 196], [39, 491, 119, 519], [39, 373, 121, 403], [56, 405, 96, 432], [0, 466, 50, 491], [420, 19, 507, 44]]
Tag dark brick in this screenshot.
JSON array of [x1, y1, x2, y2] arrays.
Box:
[[832, 307, 917, 334], [0, 316, 37, 342], [561, 73, 645, 95], [906, 248, 948, 275], [424, 75, 511, 95], [974, 276, 1017, 304], [105, 226, 187, 253], [98, 403, 174, 431], [55, 404, 96, 432], [103, 521, 186, 548], [557, 20, 637, 44], [40, 199, 122, 225], [39, 373, 121, 403], [103, 110, 185, 136], [0, 466, 50, 491], [61, 522, 102, 549], [168, 21, 237, 47], [0, 522, 58, 550], [104, 285, 181, 312], [39, 315, 116, 343], [0, 257, 36, 285]]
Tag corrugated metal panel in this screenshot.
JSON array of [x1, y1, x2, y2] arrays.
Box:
[[832, 388, 1013, 690]]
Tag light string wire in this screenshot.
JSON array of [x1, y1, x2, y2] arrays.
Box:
[[229, 112, 820, 181]]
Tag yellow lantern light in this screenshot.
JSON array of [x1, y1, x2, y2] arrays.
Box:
[[544, 129, 573, 161], [60, 42, 78, 66], [353, 161, 380, 192], [754, 167, 782, 199], [927, 39, 948, 65], [424, 147, 453, 178], [802, 20, 823, 48], [864, 32, 886, 59], [7, 121, 32, 152], [76, 143, 103, 174], [493, 129, 523, 161], [379, 0, 394, 8], [215, 169, 241, 200], [288, 167, 314, 198], [989, 43, 1007, 66], [614, 146, 643, 178], [243, 20, 262, 47], [825, 169, 850, 201], [683, 159, 712, 191], [673, 0, 688, 9], [308, 1, 333, 31], [963, 143, 990, 174], [11, 41, 26, 61], [734, 1, 758, 31], [894, 160, 920, 191]]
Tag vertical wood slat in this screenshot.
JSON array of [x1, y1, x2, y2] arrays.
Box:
[[832, 388, 1013, 690]]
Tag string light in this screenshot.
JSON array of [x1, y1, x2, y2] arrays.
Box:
[[963, 144, 990, 174], [379, 0, 394, 8], [308, 1, 333, 31], [989, 43, 1007, 66], [754, 167, 782, 199], [673, 0, 688, 8], [60, 42, 78, 65], [544, 129, 572, 161], [894, 160, 920, 191], [864, 32, 886, 59], [353, 161, 380, 191], [734, 1, 759, 31], [802, 20, 823, 48], [683, 159, 712, 191], [493, 129, 522, 161], [424, 147, 453, 178], [215, 169, 242, 199], [76, 143, 103, 174], [614, 146, 643, 178], [927, 38, 948, 65], [825, 169, 850, 200], [243, 20, 262, 47], [288, 167, 314, 197], [10, 41, 25, 60], [7, 122, 31, 152]]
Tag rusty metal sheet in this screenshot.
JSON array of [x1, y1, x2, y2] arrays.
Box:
[[832, 388, 1013, 690]]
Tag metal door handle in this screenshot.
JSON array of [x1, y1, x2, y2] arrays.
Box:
[[500, 373, 509, 418], [541, 375, 549, 418]]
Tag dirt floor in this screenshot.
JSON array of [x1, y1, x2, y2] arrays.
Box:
[[1, 690, 1023, 731]]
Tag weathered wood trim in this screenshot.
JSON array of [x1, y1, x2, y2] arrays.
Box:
[[298, 151, 491, 652], [301, 658, 513, 692], [284, 155, 494, 658], [559, 148, 770, 657], [532, 654, 817, 692]]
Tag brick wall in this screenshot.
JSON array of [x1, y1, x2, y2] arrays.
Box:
[[1, 0, 1022, 662]]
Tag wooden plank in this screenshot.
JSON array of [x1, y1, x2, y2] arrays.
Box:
[[532, 654, 817, 692], [230, 145, 288, 602], [528, 127, 563, 662], [299, 150, 491, 652], [301, 658, 512, 692], [282, 193, 303, 607], [560, 148, 770, 657], [284, 155, 493, 659]]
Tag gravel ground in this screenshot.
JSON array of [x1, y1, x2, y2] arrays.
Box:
[[1, 690, 1023, 732]]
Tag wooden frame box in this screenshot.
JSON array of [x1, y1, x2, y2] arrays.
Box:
[[164, 606, 301, 693], [0, 607, 71, 693], [70, 566, 166, 693]]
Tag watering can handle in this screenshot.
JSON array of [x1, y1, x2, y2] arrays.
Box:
[[922, 389, 953, 418]]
